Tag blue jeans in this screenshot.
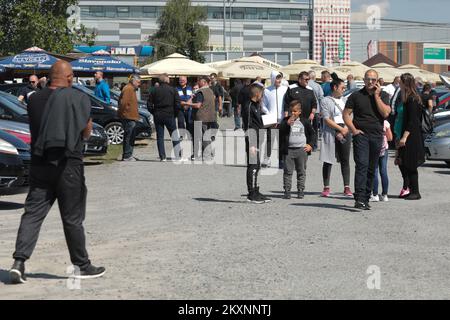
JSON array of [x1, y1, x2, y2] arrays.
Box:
[[155, 116, 181, 160], [373, 151, 389, 196], [122, 119, 137, 160]]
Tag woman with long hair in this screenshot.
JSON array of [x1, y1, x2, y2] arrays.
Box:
[[397, 73, 425, 200], [319, 73, 353, 197]]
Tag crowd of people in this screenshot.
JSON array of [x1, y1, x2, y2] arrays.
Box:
[[110, 68, 432, 209], [6, 61, 436, 285]]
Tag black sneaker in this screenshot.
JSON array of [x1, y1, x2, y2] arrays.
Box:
[[354, 201, 370, 210], [10, 260, 27, 284], [247, 191, 264, 204], [365, 202, 372, 209], [297, 190, 305, 199], [283, 191, 291, 200], [404, 193, 421, 200], [255, 187, 272, 203], [73, 264, 106, 280]]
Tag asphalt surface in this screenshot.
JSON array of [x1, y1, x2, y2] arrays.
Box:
[[1, 118, 450, 299]]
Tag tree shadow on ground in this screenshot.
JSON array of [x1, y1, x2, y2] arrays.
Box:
[[0, 201, 24, 211], [291, 202, 362, 213]]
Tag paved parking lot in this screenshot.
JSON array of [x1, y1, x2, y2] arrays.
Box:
[[1, 118, 450, 299]]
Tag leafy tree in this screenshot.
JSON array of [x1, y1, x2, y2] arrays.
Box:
[[150, 0, 209, 62], [0, 0, 96, 56]]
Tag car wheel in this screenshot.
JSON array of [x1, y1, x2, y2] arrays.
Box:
[[445, 161, 450, 168], [105, 122, 124, 145]]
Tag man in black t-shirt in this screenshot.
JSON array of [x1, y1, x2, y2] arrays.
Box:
[[343, 69, 391, 210], [9, 61, 105, 285], [18, 75, 39, 104]]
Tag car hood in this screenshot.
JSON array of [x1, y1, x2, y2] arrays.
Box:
[[0, 119, 30, 132], [0, 130, 30, 151]]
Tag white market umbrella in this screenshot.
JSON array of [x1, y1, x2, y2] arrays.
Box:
[[331, 61, 371, 79], [237, 55, 282, 70], [213, 58, 280, 79], [281, 59, 328, 81], [140, 53, 217, 76], [371, 63, 402, 83], [397, 64, 441, 83]]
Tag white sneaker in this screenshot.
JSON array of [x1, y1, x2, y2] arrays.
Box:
[[370, 194, 380, 202], [381, 195, 389, 202]]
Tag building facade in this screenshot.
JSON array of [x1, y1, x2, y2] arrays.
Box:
[[78, 0, 312, 66]]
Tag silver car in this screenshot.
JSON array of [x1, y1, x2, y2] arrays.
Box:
[[424, 121, 450, 167]]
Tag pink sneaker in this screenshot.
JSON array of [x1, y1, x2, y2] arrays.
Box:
[[399, 188, 410, 198], [321, 188, 331, 197], [344, 187, 353, 197]]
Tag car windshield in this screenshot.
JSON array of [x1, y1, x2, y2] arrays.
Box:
[[0, 95, 28, 116]]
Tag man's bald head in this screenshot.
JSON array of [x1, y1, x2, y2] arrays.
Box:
[[29, 75, 39, 89], [49, 60, 74, 88]]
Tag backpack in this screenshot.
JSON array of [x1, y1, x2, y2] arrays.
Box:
[[421, 105, 434, 134]]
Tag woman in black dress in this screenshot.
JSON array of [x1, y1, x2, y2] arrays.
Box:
[[398, 73, 425, 200]]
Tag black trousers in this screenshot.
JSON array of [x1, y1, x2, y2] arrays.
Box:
[[246, 137, 261, 193], [353, 133, 383, 203], [122, 119, 137, 160], [322, 136, 352, 187], [13, 162, 91, 269]]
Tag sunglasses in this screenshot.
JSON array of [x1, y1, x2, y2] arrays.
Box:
[[365, 78, 378, 82]]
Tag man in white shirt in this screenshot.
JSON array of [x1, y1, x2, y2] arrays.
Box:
[[261, 71, 289, 167]]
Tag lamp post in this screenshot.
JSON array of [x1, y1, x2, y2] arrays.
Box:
[[228, 0, 236, 52]]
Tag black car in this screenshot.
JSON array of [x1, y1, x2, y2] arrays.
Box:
[[72, 84, 152, 145], [0, 130, 30, 195], [0, 83, 153, 145], [0, 91, 29, 123], [84, 123, 109, 156]]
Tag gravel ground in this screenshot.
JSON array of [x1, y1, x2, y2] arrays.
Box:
[[1, 118, 449, 299]]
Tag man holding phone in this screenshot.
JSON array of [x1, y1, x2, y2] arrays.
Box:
[[343, 70, 391, 210]]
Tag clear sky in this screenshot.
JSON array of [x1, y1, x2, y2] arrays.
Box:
[[351, 0, 450, 23]]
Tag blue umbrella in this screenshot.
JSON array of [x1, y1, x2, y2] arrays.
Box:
[[71, 50, 138, 74], [0, 47, 59, 70]]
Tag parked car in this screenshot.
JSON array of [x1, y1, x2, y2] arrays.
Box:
[[0, 119, 31, 145], [0, 130, 30, 195], [0, 83, 153, 145], [0, 118, 108, 157], [424, 121, 450, 168], [73, 84, 153, 145], [84, 123, 109, 156], [0, 91, 29, 123]]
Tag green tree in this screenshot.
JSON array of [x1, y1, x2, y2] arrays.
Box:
[[150, 0, 209, 62], [0, 0, 96, 56]]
